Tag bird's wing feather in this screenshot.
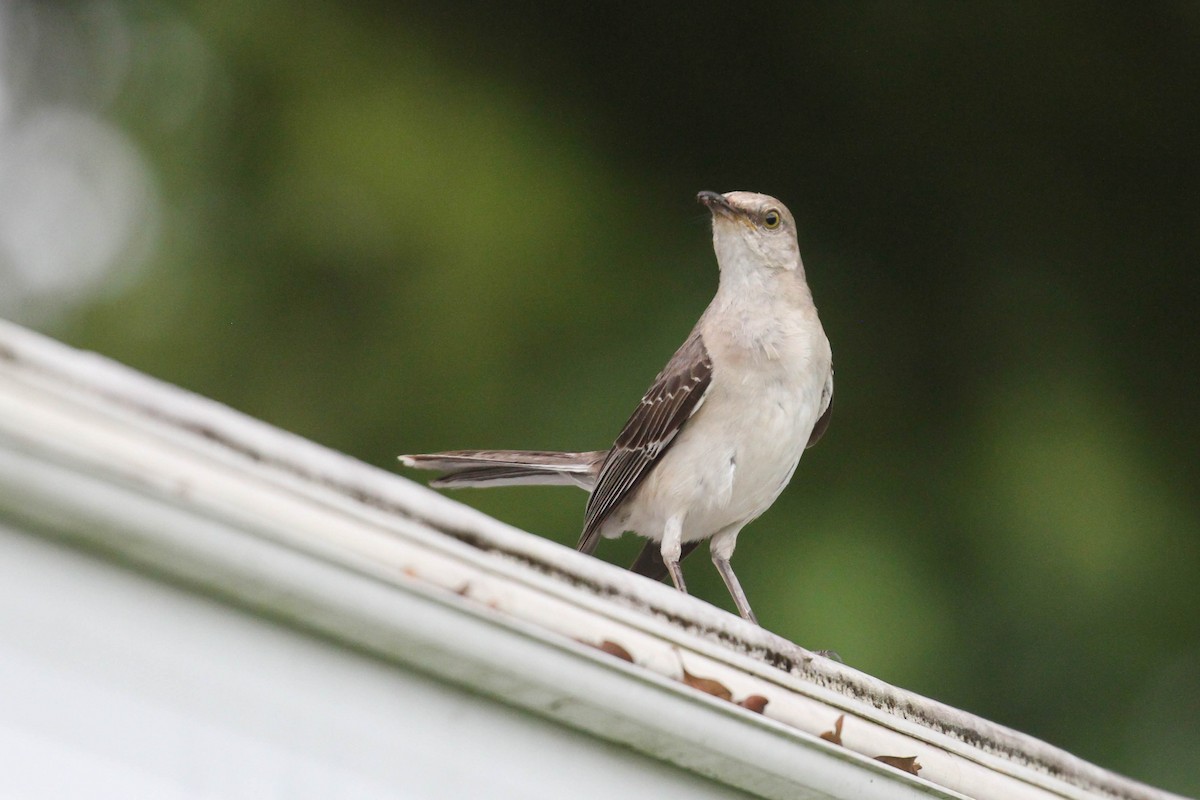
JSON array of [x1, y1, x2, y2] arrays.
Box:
[[806, 367, 834, 448], [577, 329, 713, 554], [628, 539, 703, 581]]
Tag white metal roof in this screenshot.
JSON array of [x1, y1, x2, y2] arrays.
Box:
[[0, 319, 1186, 800]]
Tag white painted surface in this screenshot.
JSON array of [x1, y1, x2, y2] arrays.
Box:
[[0, 526, 761, 800], [0, 319, 1186, 800]]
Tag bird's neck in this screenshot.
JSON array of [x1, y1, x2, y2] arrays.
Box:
[[707, 266, 819, 364], [713, 257, 812, 312]]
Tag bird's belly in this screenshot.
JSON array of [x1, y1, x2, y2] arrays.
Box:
[[613, 373, 821, 543]]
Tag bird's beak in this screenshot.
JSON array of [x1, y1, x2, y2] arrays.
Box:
[[697, 190, 735, 218]]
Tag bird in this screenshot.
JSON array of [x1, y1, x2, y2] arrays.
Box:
[[400, 190, 833, 624]]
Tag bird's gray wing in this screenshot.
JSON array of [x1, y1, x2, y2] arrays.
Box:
[[806, 367, 834, 448], [577, 329, 713, 555]]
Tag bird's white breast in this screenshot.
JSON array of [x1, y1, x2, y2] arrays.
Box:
[[610, 300, 831, 544]]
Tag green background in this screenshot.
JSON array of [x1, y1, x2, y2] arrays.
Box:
[[13, 2, 1199, 794]]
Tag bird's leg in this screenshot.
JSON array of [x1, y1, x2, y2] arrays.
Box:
[[713, 558, 757, 624], [711, 526, 758, 624], [660, 515, 688, 594]]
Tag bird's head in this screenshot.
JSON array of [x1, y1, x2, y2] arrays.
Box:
[[697, 190, 803, 277]]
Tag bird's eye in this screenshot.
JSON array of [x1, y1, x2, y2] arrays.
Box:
[[763, 210, 782, 229]]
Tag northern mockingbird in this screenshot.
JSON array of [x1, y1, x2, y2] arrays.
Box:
[[401, 191, 833, 624]]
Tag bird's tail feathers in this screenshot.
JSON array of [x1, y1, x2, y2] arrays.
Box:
[[399, 449, 606, 490]]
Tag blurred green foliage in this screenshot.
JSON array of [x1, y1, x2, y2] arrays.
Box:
[[44, 1, 1200, 794]]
